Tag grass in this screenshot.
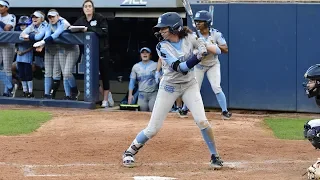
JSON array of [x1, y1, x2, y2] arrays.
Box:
[[264, 117, 310, 140], [0, 110, 52, 136]]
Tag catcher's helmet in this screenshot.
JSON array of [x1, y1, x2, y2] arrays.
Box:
[[18, 16, 31, 25], [194, 10, 212, 26], [153, 12, 183, 41], [303, 64, 320, 103]]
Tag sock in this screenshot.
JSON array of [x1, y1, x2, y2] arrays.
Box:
[[126, 130, 149, 155], [44, 77, 52, 95], [27, 81, 33, 93], [67, 76, 77, 88], [201, 126, 218, 155], [216, 92, 227, 112], [22, 81, 28, 92], [5, 75, 12, 90], [63, 80, 71, 97]]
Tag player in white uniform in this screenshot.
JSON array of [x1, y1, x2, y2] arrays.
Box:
[[128, 47, 158, 112], [180, 10, 232, 119], [0, 0, 16, 96], [122, 12, 224, 169]]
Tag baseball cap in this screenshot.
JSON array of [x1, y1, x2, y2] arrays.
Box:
[[140, 47, 151, 53], [47, 11, 59, 17], [32, 11, 44, 18]]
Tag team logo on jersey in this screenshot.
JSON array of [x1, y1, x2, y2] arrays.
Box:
[[90, 20, 97, 26]]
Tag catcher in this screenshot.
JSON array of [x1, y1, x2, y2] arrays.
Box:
[[303, 64, 320, 179]]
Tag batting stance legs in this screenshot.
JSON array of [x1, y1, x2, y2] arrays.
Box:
[[195, 63, 230, 117], [123, 79, 222, 169], [0, 44, 14, 96]]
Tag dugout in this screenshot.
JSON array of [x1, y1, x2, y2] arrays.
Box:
[[6, 0, 186, 103]]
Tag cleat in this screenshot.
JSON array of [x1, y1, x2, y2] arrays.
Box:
[[178, 108, 188, 118], [101, 100, 108, 108], [122, 151, 135, 168], [27, 93, 35, 98], [22, 92, 29, 98], [43, 94, 52, 99], [70, 90, 80, 101], [63, 96, 72, 100], [210, 154, 223, 170], [222, 111, 232, 120]]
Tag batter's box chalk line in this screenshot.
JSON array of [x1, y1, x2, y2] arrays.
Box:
[[0, 160, 315, 177]]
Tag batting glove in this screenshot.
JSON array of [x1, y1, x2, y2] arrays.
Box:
[[33, 40, 45, 47], [197, 37, 207, 57], [155, 71, 161, 84]]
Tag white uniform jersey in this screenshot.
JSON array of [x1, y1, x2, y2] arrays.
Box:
[[156, 33, 201, 84], [308, 119, 320, 128], [0, 13, 16, 32], [130, 61, 158, 93], [196, 28, 226, 67]]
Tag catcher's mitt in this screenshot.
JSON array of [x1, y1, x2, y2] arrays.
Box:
[[307, 158, 320, 179]]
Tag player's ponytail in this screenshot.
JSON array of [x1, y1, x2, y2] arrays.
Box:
[[178, 26, 193, 39]]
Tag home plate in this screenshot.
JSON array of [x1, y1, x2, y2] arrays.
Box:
[[133, 176, 176, 180]]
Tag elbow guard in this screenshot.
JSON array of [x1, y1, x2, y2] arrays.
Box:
[[171, 60, 181, 72]]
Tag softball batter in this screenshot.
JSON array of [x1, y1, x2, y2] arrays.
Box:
[[128, 47, 158, 112], [122, 12, 224, 169], [34, 9, 80, 100], [0, 0, 16, 97], [193, 10, 232, 120]]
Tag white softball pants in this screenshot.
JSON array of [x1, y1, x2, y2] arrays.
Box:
[[143, 78, 210, 138], [195, 63, 222, 94]]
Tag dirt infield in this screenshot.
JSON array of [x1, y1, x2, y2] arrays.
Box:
[[0, 105, 318, 180]]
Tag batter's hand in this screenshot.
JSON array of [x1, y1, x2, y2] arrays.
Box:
[[197, 38, 207, 57], [128, 94, 134, 104], [33, 40, 45, 47]]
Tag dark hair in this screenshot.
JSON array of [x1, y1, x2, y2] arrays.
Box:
[[82, 0, 95, 13], [178, 26, 193, 39]]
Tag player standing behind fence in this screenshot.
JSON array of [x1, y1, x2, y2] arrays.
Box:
[[16, 16, 34, 97], [73, 0, 114, 107], [34, 9, 80, 100], [122, 12, 224, 169], [180, 10, 232, 119], [0, 0, 16, 97], [128, 47, 157, 112]]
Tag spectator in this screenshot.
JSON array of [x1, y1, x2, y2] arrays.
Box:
[[73, 0, 114, 107]]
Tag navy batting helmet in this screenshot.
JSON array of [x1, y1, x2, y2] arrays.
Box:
[[303, 65, 320, 101], [194, 10, 212, 26], [18, 16, 31, 25], [153, 12, 183, 41]]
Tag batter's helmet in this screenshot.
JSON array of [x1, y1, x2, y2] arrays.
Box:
[[194, 10, 212, 26], [18, 16, 31, 25], [153, 12, 183, 41]]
